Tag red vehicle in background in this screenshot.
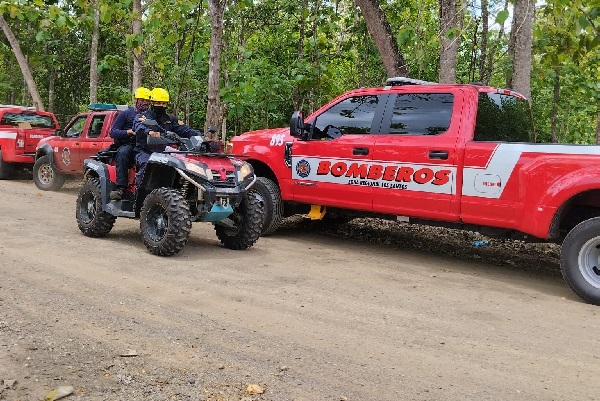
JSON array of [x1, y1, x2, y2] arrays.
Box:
[[0, 105, 60, 179], [34, 104, 124, 190]]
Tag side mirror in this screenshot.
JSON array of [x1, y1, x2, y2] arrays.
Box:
[[142, 119, 158, 127], [289, 111, 305, 139], [55, 128, 65, 137], [208, 125, 217, 134]]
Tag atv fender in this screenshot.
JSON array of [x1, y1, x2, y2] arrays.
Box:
[[83, 158, 112, 212]]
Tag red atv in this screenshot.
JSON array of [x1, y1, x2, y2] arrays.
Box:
[[75, 120, 264, 256]]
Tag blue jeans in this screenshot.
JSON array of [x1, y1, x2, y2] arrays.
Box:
[[115, 144, 134, 187], [135, 151, 152, 186]]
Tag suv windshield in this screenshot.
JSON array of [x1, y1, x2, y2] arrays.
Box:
[[0, 112, 55, 128], [474, 93, 533, 142]]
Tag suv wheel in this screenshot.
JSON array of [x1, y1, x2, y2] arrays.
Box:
[[76, 177, 116, 237], [140, 187, 192, 256], [33, 155, 66, 191], [215, 190, 264, 250], [0, 150, 15, 180], [250, 176, 283, 235]]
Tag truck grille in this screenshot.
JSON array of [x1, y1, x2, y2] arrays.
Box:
[[210, 170, 236, 187]]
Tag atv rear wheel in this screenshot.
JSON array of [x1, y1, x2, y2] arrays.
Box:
[[215, 190, 264, 250], [0, 150, 15, 180], [140, 187, 192, 256], [33, 155, 66, 191], [250, 176, 283, 235], [76, 177, 116, 237]]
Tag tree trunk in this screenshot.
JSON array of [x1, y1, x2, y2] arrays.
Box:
[[89, 2, 100, 104], [484, 0, 508, 84], [439, 0, 464, 84], [0, 15, 45, 110], [550, 66, 561, 143], [206, 0, 226, 140], [354, 0, 408, 77], [507, 0, 534, 100], [595, 112, 600, 145], [478, 0, 489, 82], [132, 0, 143, 92]]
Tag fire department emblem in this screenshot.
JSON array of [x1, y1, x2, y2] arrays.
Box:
[[62, 147, 71, 166], [295, 159, 311, 178]]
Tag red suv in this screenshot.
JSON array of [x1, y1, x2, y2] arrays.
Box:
[[0, 105, 60, 179]]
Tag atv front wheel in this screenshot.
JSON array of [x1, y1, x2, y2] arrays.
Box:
[[140, 187, 192, 256], [76, 177, 116, 237], [215, 190, 264, 250], [33, 155, 66, 191]]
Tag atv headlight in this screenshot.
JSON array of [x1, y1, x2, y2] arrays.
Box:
[[237, 162, 253, 182], [184, 161, 213, 180]]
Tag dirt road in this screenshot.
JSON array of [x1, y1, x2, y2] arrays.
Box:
[[1, 179, 598, 401]]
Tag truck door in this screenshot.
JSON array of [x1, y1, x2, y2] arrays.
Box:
[[291, 94, 389, 211], [73, 114, 107, 167], [54, 115, 88, 173], [370, 90, 461, 221]]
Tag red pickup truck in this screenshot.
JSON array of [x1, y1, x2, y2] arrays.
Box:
[[34, 104, 122, 190], [230, 77, 600, 305], [0, 105, 60, 179]]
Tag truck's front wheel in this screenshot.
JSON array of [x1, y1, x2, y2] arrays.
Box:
[[215, 190, 264, 250], [250, 176, 283, 235], [33, 155, 66, 191], [561, 217, 600, 305], [140, 188, 192, 256], [0, 150, 15, 180], [76, 177, 116, 237]]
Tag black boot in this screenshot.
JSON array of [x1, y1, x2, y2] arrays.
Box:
[[110, 187, 124, 200]]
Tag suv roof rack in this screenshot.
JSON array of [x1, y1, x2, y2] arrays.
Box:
[[386, 77, 438, 86]]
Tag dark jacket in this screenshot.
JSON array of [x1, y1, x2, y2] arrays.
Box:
[[134, 109, 203, 154], [109, 108, 137, 146]]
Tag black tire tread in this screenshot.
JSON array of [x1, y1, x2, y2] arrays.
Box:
[[76, 177, 116, 237], [140, 187, 192, 256], [0, 149, 15, 180], [252, 176, 283, 236], [215, 190, 264, 250]]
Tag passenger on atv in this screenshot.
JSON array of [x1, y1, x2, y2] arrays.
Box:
[[133, 87, 203, 189]]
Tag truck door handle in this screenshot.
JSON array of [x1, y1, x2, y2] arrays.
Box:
[[353, 147, 369, 156], [429, 150, 448, 160]]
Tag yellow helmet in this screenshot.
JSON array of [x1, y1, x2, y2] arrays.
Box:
[[151, 87, 170, 102], [133, 87, 152, 100]]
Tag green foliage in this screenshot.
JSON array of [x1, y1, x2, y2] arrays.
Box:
[[0, 0, 596, 142]]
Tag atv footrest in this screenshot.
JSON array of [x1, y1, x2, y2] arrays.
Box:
[[105, 202, 135, 218]]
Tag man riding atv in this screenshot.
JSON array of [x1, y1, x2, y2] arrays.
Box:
[[75, 88, 264, 256]]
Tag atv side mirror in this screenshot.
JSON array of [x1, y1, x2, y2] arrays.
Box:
[[208, 126, 217, 134], [142, 119, 158, 127], [290, 111, 307, 140]]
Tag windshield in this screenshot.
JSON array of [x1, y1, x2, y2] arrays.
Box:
[[0, 112, 56, 128]]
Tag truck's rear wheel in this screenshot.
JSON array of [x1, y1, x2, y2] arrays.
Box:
[[0, 150, 15, 180], [215, 190, 264, 250], [33, 155, 66, 191], [76, 177, 116, 237], [140, 188, 192, 256], [250, 176, 283, 235], [561, 217, 600, 305]]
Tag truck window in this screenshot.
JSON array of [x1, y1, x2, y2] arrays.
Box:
[[88, 115, 105, 138], [474, 93, 533, 142], [66, 116, 87, 138], [0, 112, 55, 128], [388, 93, 454, 135], [311, 95, 379, 139]]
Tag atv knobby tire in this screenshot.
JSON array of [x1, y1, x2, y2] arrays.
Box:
[[76, 177, 116, 237], [140, 187, 192, 256], [0, 150, 15, 180], [33, 155, 66, 191], [215, 190, 264, 250], [561, 217, 600, 305], [250, 176, 283, 235]]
